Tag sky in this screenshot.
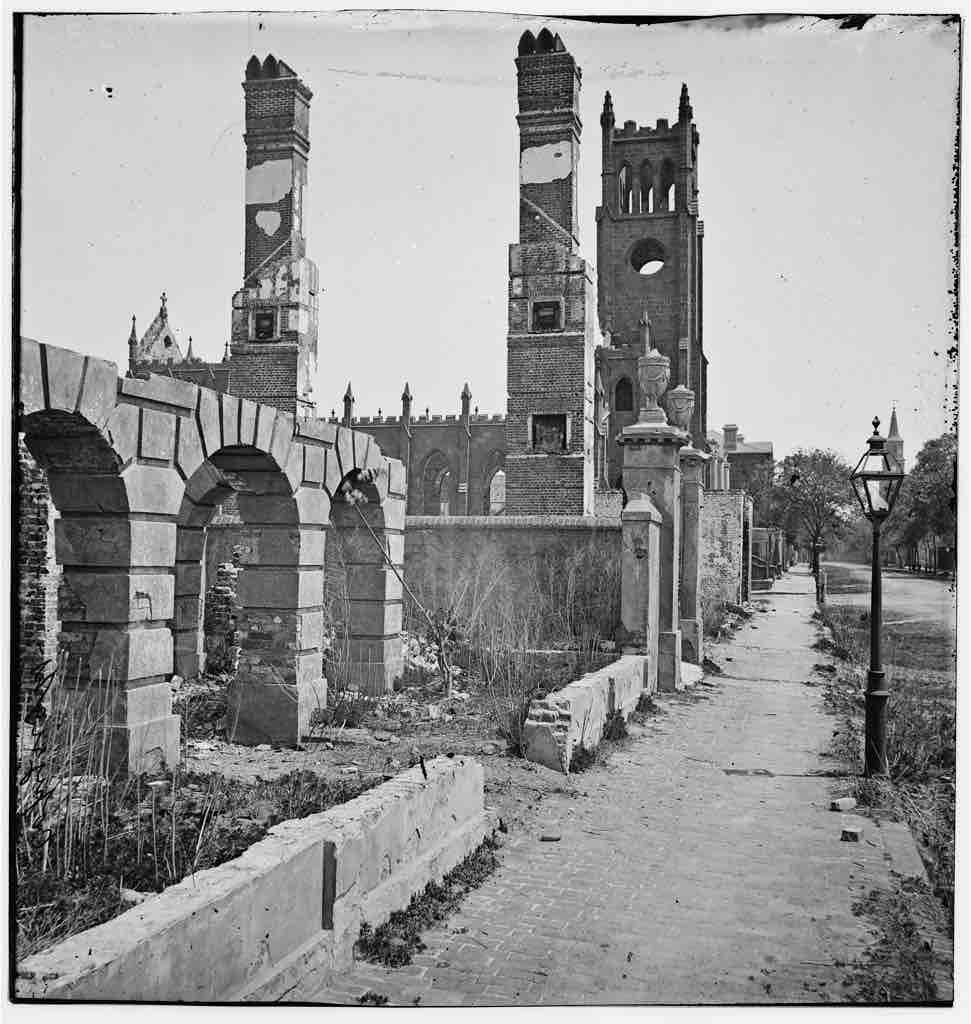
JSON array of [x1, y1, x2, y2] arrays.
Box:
[[17, 10, 960, 466]]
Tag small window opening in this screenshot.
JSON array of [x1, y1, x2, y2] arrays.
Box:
[[532, 413, 567, 453], [532, 301, 561, 332], [614, 377, 634, 412], [253, 310, 275, 341]]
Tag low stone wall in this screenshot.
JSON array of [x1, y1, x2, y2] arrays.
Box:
[[404, 515, 622, 641], [522, 654, 648, 772], [16, 757, 494, 1003]]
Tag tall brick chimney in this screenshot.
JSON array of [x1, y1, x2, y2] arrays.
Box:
[[504, 28, 596, 516], [228, 55, 319, 417]]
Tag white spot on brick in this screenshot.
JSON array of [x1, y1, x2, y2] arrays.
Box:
[[256, 210, 281, 236], [520, 142, 573, 184], [246, 159, 292, 204]]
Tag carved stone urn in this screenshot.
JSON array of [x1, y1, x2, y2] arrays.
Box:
[[637, 348, 671, 424], [665, 384, 695, 433]]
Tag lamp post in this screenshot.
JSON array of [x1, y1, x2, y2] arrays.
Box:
[[849, 417, 905, 777]]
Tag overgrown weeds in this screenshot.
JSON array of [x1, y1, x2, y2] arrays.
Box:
[[817, 605, 956, 928], [15, 660, 377, 959], [355, 833, 502, 967]]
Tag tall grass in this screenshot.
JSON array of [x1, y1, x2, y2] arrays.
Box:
[[817, 603, 956, 925]]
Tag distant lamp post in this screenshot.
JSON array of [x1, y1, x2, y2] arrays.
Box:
[[850, 416, 905, 777]]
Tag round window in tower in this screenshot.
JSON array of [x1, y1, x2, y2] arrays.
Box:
[[629, 238, 666, 276]]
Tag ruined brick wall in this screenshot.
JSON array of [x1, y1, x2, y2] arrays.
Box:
[[700, 489, 748, 606], [17, 438, 60, 680], [403, 515, 622, 641]]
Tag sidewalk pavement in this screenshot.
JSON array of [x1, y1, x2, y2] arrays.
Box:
[[307, 567, 944, 1006]]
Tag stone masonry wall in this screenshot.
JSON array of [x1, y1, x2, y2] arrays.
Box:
[[403, 515, 622, 642], [700, 489, 748, 606]]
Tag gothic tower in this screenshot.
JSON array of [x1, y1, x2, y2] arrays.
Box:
[[229, 55, 319, 417], [504, 29, 596, 515], [596, 84, 707, 461]]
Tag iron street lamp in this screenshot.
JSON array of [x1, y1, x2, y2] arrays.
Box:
[[849, 416, 905, 777]]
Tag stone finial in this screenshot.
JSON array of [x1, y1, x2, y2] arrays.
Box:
[[665, 384, 695, 433], [128, 314, 138, 344], [638, 310, 652, 354], [401, 382, 412, 420], [343, 382, 355, 427], [159, 291, 168, 320], [222, 340, 231, 362], [401, 381, 412, 401], [461, 382, 472, 418], [344, 381, 355, 403], [636, 347, 671, 425], [185, 335, 194, 361]]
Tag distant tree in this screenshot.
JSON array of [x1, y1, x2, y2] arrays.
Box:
[[885, 432, 957, 571], [768, 449, 857, 573]]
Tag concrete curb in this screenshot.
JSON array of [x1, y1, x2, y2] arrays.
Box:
[[16, 756, 494, 1002]]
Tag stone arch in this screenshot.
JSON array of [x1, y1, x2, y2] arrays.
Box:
[[18, 340, 183, 771], [18, 337, 408, 762], [327, 464, 405, 695], [536, 28, 555, 53], [518, 30, 536, 56], [421, 449, 455, 516]]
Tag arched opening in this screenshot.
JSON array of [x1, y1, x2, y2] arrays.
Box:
[[536, 28, 555, 53], [639, 160, 655, 213], [618, 164, 633, 214], [630, 237, 667, 276], [518, 30, 536, 55], [421, 451, 453, 516], [660, 158, 676, 211], [325, 468, 405, 698], [481, 451, 507, 515], [487, 470, 506, 515], [614, 376, 635, 413], [20, 405, 180, 772]]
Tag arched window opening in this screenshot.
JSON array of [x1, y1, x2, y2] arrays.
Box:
[[618, 165, 632, 214], [639, 161, 654, 214], [422, 452, 453, 516], [487, 470, 506, 515], [659, 158, 676, 211], [536, 28, 555, 53], [614, 377, 634, 413]]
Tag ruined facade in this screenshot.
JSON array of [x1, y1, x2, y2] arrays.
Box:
[[343, 31, 715, 515]]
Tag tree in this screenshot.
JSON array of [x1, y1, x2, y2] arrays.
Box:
[[768, 449, 857, 573], [885, 432, 957, 571]]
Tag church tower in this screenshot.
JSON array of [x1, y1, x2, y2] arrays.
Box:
[[596, 84, 707, 459], [229, 55, 319, 417], [504, 29, 596, 515]]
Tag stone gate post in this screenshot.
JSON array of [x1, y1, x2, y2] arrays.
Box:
[[679, 445, 709, 664], [617, 335, 691, 692], [620, 496, 661, 694]]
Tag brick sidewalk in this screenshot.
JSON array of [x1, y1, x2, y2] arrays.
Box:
[[306, 568, 942, 1006]]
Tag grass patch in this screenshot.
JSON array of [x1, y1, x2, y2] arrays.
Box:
[[355, 832, 502, 967], [845, 879, 944, 1003]]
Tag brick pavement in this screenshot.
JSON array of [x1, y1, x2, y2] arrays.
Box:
[[308, 567, 939, 1006]]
